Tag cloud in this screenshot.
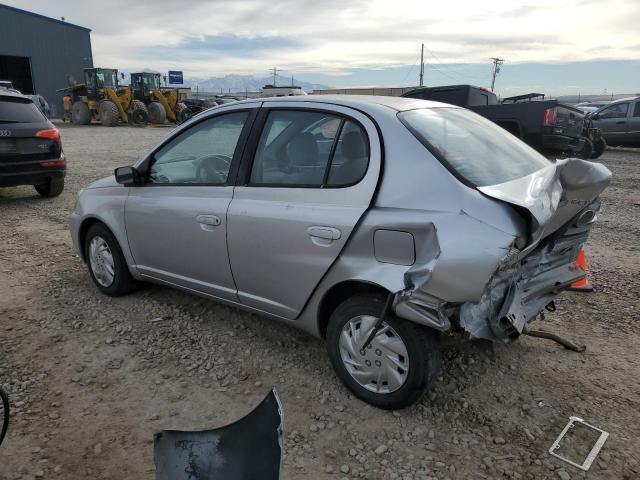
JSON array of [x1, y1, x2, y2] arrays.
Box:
[[8, 0, 640, 78]]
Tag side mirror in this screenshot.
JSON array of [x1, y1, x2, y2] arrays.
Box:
[[591, 113, 600, 120], [115, 166, 141, 185]]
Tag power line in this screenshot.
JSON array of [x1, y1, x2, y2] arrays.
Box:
[[423, 62, 465, 83], [399, 57, 421, 86], [422, 46, 468, 82]]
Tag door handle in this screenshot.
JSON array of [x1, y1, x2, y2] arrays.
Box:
[[196, 214, 221, 226], [307, 226, 341, 245], [616, 121, 626, 124]]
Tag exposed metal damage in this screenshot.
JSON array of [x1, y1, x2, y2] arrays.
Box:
[[392, 158, 612, 344]]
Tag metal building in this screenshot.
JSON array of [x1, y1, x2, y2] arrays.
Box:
[[0, 4, 93, 116]]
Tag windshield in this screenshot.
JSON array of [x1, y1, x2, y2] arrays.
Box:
[[398, 107, 551, 187], [96, 70, 117, 88], [144, 75, 160, 90]]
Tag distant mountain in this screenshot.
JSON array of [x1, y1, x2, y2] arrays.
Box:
[[184, 74, 330, 94]]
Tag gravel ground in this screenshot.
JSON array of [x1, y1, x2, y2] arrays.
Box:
[[1, 123, 639, 480]]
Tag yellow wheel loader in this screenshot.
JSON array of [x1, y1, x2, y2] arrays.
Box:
[[66, 68, 148, 127], [130, 72, 192, 124]]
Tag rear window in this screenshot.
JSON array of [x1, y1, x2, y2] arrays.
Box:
[[398, 107, 551, 187], [0, 97, 45, 123]]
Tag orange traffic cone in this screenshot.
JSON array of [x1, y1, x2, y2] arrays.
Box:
[[569, 249, 594, 292]]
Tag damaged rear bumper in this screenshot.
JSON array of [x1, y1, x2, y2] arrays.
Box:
[[394, 201, 599, 343], [391, 158, 610, 344], [394, 235, 587, 343]]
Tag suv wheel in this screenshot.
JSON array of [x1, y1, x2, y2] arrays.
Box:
[[84, 223, 137, 296], [326, 294, 441, 410], [34, 178, 64, 197]]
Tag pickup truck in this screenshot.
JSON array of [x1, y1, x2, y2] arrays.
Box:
[[402, 85, 605, 159]]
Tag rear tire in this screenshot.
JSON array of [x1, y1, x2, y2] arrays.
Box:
[[148, 101, 166, 124], [132, 99, 148, 115], [84, 223, 137, 296], [590, 137, 606, 159], [34, 177, 64, 197], [71, 101, 91, 125], [580, 138, 593, 159], [131, 100, 148, 124], [326, 294, 441, 410], [99, 101, 119, 127]]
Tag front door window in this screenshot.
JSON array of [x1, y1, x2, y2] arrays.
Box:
[[149, 111, 249, 185]]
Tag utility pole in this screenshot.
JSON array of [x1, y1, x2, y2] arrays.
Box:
[[490, 57, 504, 92], [419, 43, 424, 87], [270, 67, 280, 86], [291, 75, 294, 87]]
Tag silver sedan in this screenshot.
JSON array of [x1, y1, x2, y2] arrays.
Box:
[[70, 95, 611, 409]]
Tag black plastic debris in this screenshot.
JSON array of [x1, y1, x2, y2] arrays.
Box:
[[0, 387, 9, 448], [154, 389, 283, 480]]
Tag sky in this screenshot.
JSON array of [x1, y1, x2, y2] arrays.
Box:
[[8, 0, 640, 94]]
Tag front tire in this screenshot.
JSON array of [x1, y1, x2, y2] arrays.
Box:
[[84, 223, 137, 296], [148, 101, 166, 124], [34, 178, 64, 197], [326, 294, 441, 410], [99, 100, 120, 127]]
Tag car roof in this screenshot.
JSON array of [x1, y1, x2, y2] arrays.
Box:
[[605, 96, 640, 105], [232, 94, 458, 113]]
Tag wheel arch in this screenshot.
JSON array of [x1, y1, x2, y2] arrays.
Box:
[[317, 280, 390, 339]]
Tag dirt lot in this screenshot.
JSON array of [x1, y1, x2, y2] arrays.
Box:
[[1, 123, 639, 480]]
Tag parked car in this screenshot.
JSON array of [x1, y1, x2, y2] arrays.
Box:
[[182, 98, 218, 114], [69, 96, 610, 409], [213, 96, 241, 105], [574, 101, 610, 114], [588, 97, 640, 147], [0, 89, 65, 197], [402, 85, 605, 159], [0, 80, 21, 94]]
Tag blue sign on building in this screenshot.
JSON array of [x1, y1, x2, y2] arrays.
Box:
[[168, 71, 183, 85]]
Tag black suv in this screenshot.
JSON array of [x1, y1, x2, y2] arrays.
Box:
[[0, 90, 65, 197]]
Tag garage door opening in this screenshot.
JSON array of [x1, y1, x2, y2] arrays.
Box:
[[0, 55, 34, 94]]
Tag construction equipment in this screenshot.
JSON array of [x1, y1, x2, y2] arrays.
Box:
[[65, 68, 148, 127], [130, 72, 191, 124]]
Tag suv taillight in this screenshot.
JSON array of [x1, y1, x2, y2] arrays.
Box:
[[543, 108, 557, 126], [35, 128, 61, 142]]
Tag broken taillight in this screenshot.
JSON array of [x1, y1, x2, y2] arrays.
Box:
[[543, 108, 557, 126]]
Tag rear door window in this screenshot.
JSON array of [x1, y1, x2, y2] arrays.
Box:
[[399, 107, 551, 187], [633, 102, 640, 117], [0, 98, 45, 123], [326, 120, 370, 186], [249, 110, 369, 187]]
